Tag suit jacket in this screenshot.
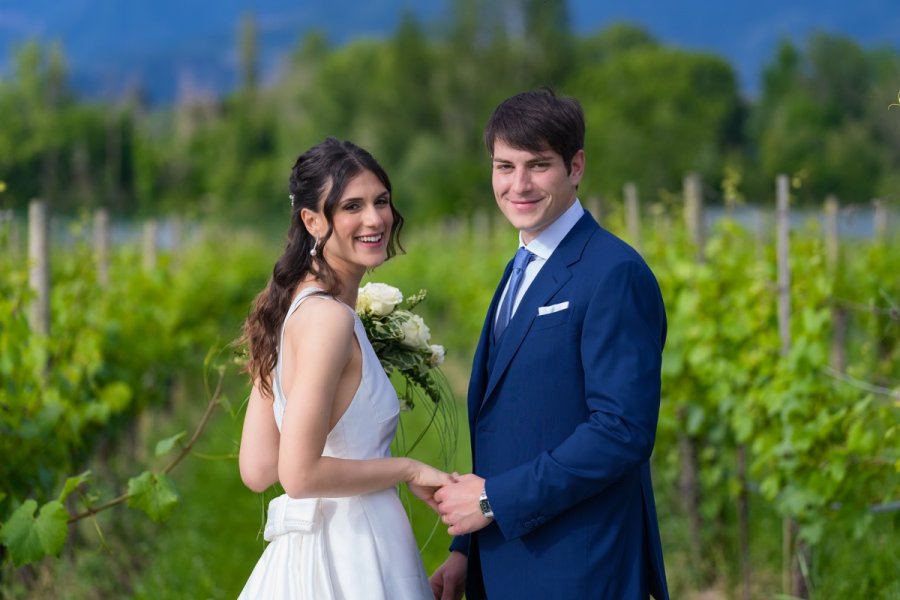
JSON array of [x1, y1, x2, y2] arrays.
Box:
[[451, 212, 670, 599]]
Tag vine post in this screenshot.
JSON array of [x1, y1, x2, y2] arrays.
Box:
[[27, 199, 50, 338], [142, 219, 158, 272], [680, 171, 707, 585], [775, 174, 809, 598], [623, 182, 641, 253], [823, 195, 839, 271], [169, 216, 184, 269], [871, 198, 888, 242], [684, 172, 705, 264], [823, 196, 847, 373], [586, 195, 603, 223], [93, 208, 110, 288]]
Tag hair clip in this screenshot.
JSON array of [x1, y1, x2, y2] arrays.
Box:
[[289, 193, 295, 206]]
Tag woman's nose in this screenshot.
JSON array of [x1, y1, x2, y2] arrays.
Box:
[[362, 204, 384, 226]]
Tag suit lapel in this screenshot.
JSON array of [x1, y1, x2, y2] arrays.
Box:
[[479, 213, 598, 411]]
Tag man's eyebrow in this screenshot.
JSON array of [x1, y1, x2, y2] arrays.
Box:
[[492, 153, 554, 163]]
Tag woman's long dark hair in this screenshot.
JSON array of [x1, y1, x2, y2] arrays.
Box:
[[242, 138, 404, 399]]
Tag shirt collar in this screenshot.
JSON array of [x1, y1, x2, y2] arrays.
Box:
[[519, 199, 585, 260]]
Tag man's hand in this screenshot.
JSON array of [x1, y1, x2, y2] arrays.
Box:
[[430, 551, 467, 600], [434, 473, 492, 536]]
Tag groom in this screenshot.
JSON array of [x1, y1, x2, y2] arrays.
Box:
[[431, 89, 670, 600]]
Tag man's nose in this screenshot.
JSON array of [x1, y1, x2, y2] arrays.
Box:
[[512, 168, 532, 193]]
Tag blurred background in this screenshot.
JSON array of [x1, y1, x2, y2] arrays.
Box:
[[1, 1, 898, 598]]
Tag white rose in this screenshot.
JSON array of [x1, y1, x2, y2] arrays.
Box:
[[429, 344, 445, 367], [358, 282, 403, 317], [398, 312, 431, 350]]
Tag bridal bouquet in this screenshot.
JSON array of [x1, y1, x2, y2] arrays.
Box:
[[357, 282, 457, 516], [356, 282, 449, 410]]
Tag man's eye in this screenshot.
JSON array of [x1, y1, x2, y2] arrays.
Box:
[[532, 162, 550, 170], [495, 164, 512, 172]]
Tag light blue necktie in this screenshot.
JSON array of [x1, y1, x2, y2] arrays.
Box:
[[494, 247, 535, 342]]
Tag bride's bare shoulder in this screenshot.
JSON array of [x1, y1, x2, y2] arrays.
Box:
[[285, 295, 354, 348]]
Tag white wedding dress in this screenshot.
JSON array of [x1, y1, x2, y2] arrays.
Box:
[[238, 289, 433, 599]]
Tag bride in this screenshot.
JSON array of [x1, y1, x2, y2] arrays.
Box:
[[237, 138, 450, 599]]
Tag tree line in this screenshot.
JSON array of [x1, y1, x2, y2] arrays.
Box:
[[1, 0, 898, 223]]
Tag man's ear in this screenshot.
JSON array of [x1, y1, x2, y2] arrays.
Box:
[[569, 149, 585, 186], [300, 208, 319, 237]]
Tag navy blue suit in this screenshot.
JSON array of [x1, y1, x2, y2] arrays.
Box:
[[451, 211, 669, 599]]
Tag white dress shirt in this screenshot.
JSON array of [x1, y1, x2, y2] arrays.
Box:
[[495, 199, 585, 327]]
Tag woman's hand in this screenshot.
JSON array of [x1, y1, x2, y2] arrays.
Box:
[[405, 459, 455, 512]]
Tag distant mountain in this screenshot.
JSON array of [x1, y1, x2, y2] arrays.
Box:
[[0, 0, 897, 103]]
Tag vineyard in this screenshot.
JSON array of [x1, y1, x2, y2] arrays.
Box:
[[0, 180, 898, 598]]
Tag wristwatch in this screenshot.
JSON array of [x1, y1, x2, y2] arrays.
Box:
[[479, 489, 494, 519]]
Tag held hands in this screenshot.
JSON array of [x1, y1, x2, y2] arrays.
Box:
[[434, 473, 492, 536], [405, 459, 455, 512]]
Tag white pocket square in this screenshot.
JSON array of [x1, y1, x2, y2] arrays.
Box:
[[538, 301, 569, 316]]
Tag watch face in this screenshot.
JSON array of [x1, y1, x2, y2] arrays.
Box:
[[479, 498, 492, 516]]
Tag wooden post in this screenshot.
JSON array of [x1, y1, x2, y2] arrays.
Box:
[[872, 198, 887, 243], [823, 196, 839, 272], [776, 174, 793, 597], [28, 200, 50, 337], [94, 209, 110, 287], [678, 173, 708, 585], [824, 196, 847, 373], [142, 219, 158, 272], [169, 216, 183, 262], [623, 182, 641, 252], [586, 196, 603, 223], [776, 175, 791, 357], [684, 172, 705, 263], [737, 446, 751, 600], [775, 175, 809, 598]]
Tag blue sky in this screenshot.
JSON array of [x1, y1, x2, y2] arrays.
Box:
[[0, 0, 897, 101]]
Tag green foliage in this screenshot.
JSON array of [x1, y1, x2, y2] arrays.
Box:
[[572, 44, 742, 198], [154, 431, 187, 458], [0, 499, 68, 567], [126, 472, 179, 523], [0, 224, 270, 569], [752, 34, 900, 203], [1, 206, 897, 595]]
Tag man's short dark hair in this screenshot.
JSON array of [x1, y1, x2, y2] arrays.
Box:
[[484, 88, 585, 173]]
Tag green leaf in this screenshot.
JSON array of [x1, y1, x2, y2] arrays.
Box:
[[58, 470, 92, 503], [0, 499, 69, 566], [155, 431, 187, 457], [127, 472, 179, 522]]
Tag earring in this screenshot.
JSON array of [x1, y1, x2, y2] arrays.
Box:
[[310, 236, 319, 257]]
